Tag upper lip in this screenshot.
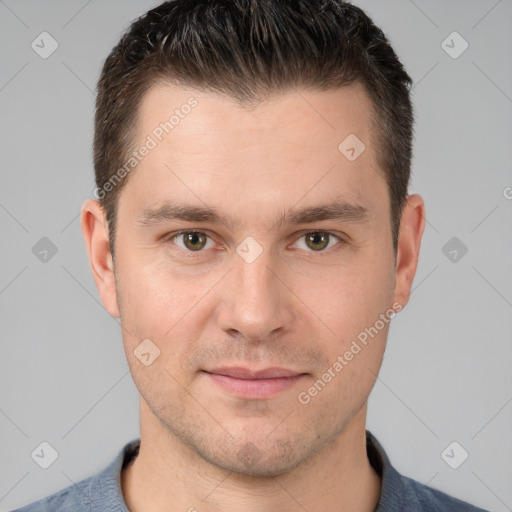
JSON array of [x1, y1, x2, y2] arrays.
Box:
[[205, 367, 303, 379]]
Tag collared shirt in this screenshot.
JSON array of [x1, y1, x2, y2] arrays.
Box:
[[12, 430, 488, 511]]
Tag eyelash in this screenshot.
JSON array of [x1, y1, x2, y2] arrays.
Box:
[[164, 229, 346, 257]]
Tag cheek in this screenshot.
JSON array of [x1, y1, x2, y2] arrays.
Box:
[[292, 255, 395, 340], [115, 261, 205, 399], [115, 255, 207, 332], [114, 254, 222, 377]]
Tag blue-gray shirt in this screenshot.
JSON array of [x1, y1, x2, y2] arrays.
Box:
[[12, 431, 488, 511]]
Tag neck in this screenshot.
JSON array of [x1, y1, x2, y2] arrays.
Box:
[[121, 399, 381, 512]]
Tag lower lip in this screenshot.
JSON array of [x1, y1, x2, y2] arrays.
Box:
[[204, 372, 306, 400]]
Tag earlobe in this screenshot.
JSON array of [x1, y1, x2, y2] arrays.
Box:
[[392, 194, 426, 309], [80, 199, 120, 318]]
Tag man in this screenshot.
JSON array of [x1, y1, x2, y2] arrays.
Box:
[[14, 0, 487, 510]]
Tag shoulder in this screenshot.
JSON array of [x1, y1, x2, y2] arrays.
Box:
[[10, 439, 140, 512], [365, 431, 489, 512], [400, 475, 489, 512], [9, 478, 94, 512]]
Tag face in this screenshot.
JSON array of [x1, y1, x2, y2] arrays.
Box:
[[85, 81, 420, 477]]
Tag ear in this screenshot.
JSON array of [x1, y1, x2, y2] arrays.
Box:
[[393, 194, 426, 309], [80, 199, 120, 318]]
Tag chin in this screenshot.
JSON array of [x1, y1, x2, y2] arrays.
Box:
[[191, 431, 322, 478]]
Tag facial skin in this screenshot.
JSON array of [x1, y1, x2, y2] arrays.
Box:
[[81, 81, 425, 511]]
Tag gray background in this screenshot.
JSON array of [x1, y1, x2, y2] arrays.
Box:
[[1, 0, 511, 510]]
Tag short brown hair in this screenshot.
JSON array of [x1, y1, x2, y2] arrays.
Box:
[[93, 0, 414, 258]]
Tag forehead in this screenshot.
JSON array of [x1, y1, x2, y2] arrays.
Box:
[[136, 80, 376, 154], [118, 81, 387, 224]]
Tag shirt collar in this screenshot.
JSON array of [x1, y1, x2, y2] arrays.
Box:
[[365, 430, 408, 510]]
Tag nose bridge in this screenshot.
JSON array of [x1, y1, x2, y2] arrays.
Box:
[[236, 246, 275, 301], [218, 241, 292, 339]]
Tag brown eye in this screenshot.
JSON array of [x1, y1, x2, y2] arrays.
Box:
[[173, 231, 214, 251], [294, 231, 342, 252], [305, 232, 330, 251]]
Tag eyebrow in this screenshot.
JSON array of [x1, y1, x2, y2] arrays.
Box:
[[136, 199, 369, 230]]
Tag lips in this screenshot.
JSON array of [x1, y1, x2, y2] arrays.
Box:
[[202, 367, 307, 399], [205, 367, 302, 379]]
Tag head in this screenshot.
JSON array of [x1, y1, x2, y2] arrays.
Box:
[[82, 0, 425, 477]]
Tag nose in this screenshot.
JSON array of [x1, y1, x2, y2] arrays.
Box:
[[216, 246, 295, 342]]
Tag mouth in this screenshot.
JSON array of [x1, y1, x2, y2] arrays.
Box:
[[202, 367, 308, 400]]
